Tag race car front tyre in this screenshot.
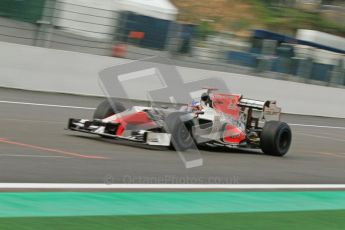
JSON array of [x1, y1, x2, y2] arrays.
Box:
[[260, 121, 291, 156], [93, 99, 126, 119], [165, 112, 195, 151]]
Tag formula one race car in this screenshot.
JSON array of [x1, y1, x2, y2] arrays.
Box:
[[67, 89, 292, 156]]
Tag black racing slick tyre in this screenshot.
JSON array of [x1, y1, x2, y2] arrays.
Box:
[[260, 121, 292, 156], [93, 99, 126, 119], [164, 112, 195, 151]]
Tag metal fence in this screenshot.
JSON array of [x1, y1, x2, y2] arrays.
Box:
[[0, 0, 344, 88]]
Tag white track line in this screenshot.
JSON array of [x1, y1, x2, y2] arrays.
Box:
[[0, 154, 71, 158], [0, 118, 65, 124], [0, 100, 95, 110], [289, 123, 345, 130], [1, 100, 345, 130], [0, 184, 345, 190]]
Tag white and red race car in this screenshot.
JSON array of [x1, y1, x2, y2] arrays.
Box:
[[68, 89, 292, 156]]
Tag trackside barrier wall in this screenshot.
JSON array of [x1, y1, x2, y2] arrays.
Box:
[[0, 41, 345, 118]]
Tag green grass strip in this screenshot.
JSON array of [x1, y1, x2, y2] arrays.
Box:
[[0, 210, 344, 230]]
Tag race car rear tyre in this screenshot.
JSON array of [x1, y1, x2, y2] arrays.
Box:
[[260, 121, 291, 156], [93, 99, 126, 119], [165, 112, 195, 151]]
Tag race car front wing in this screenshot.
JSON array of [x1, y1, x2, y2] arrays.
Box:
[[67, 118, 171, 146]]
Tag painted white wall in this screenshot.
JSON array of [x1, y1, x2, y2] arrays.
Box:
[[54, 0, 178, 39], [294, 45, 345, 65], [295, 29, 345, 65], [297, 29, 345, 51], [121, 0, 178, 20], [0, 41, 345, 118], [55, 0, 119, 39]]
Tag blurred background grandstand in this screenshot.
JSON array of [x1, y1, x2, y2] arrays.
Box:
[[0, 0, 344, 87]]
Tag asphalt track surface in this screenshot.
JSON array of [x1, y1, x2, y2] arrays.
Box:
[[1, 88, 345, 184]]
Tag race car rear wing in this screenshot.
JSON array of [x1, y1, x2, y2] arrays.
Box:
[[238, 98, 281, 121], [238, 98, 267, 110]]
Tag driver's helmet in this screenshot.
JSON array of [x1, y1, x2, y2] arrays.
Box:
[[201, 92, 209, 102], [201, 92, 213, 108]]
